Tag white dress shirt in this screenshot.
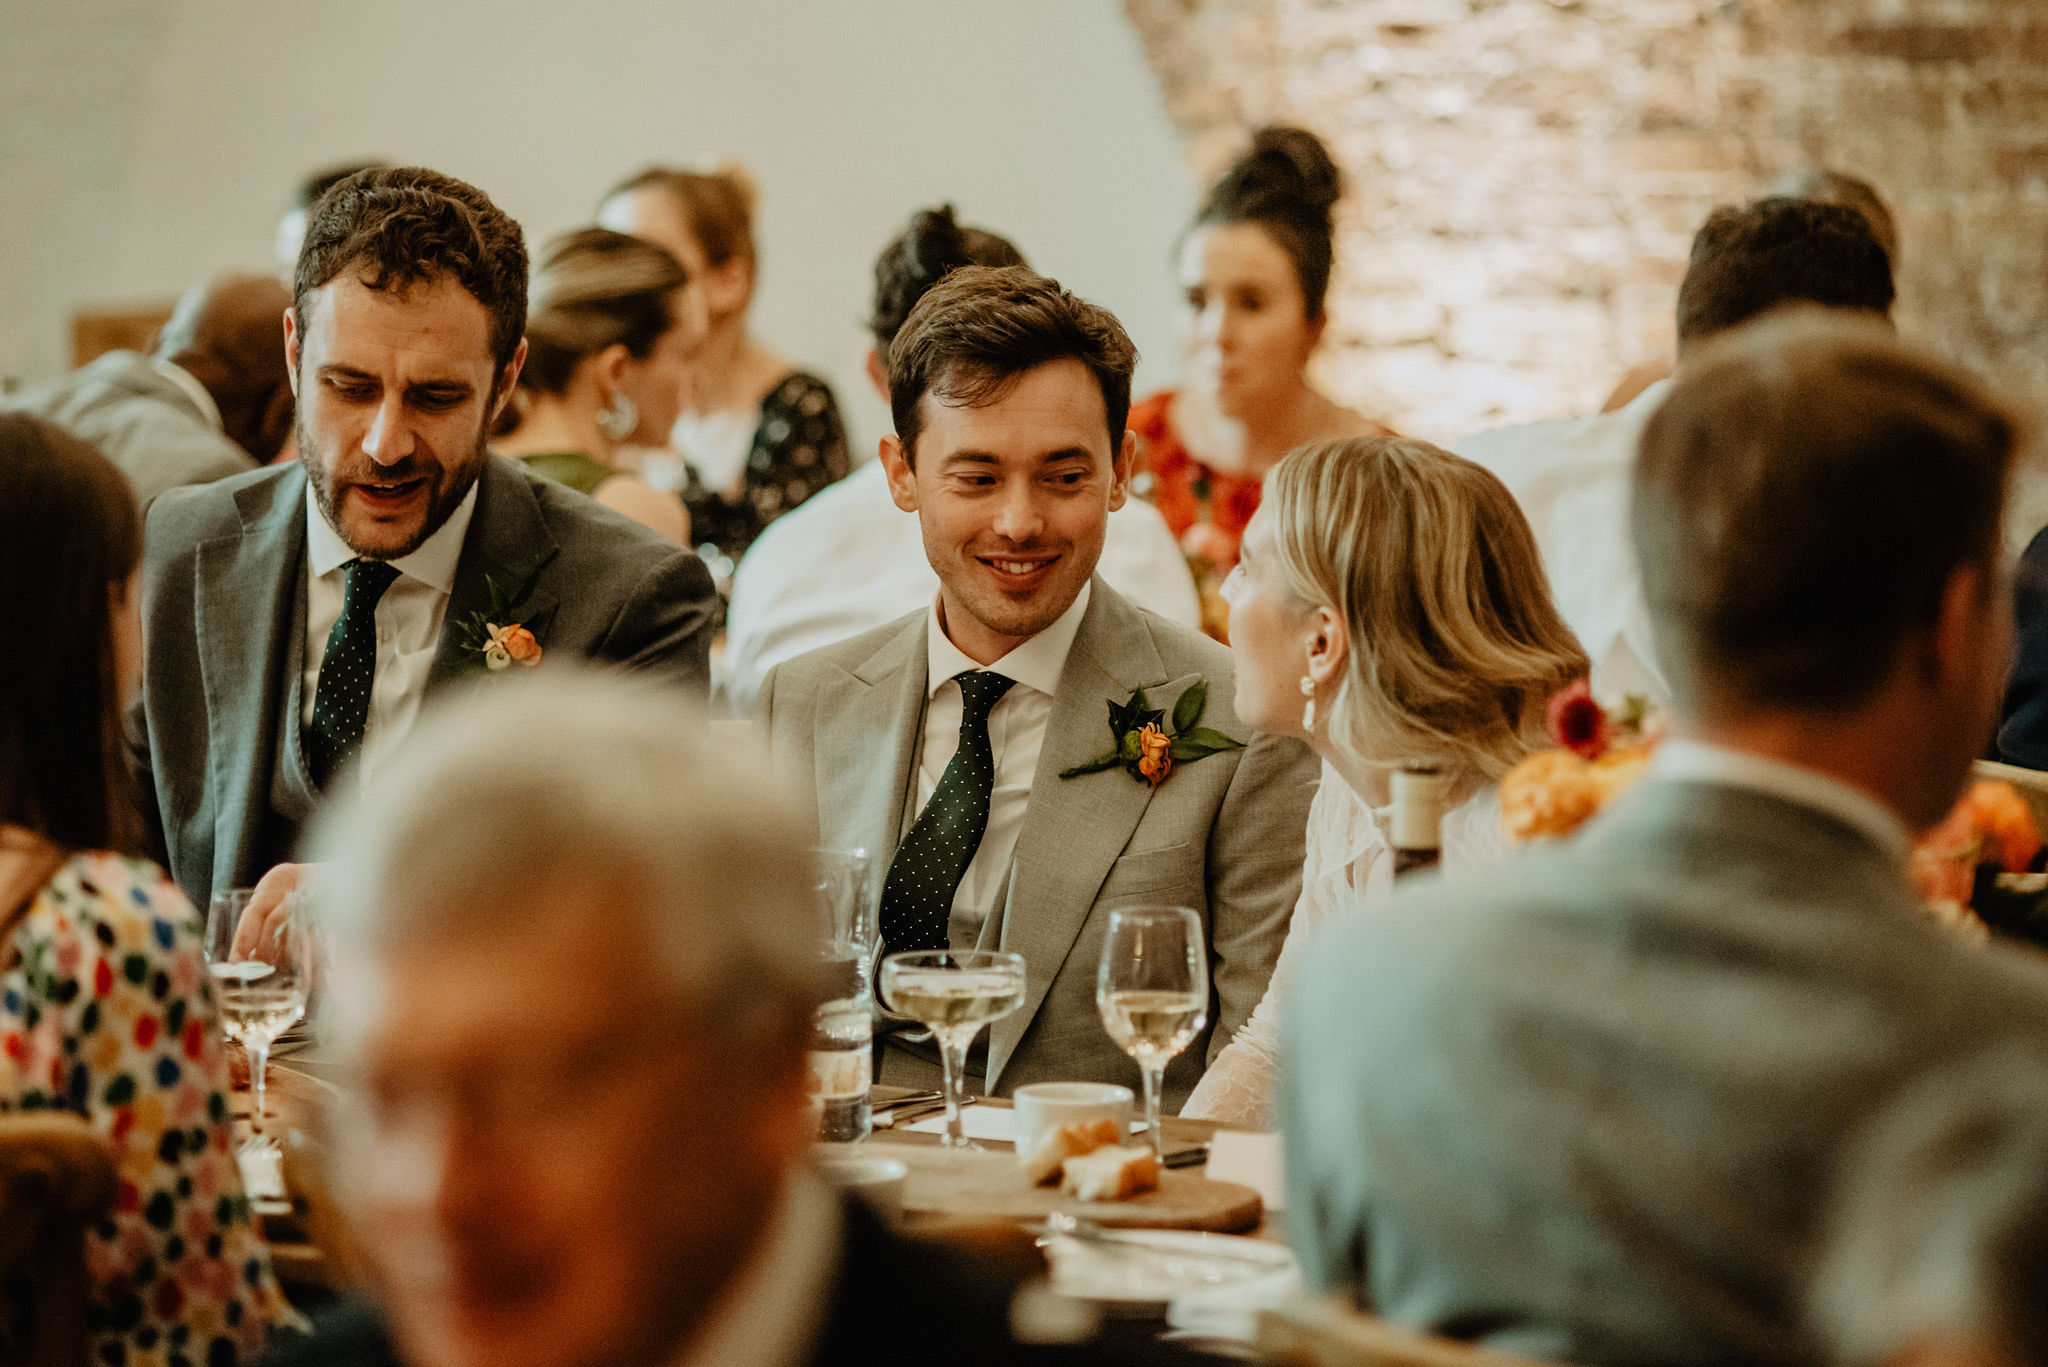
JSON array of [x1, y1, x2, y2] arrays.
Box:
[[720, 461, 1199, 713], [673, 1173, 840, 1367], [1454, 380, 1672, 705], [1653, 738, 1912, 865], [301, 482, 478, 788], [907, 582, 1092, 947]]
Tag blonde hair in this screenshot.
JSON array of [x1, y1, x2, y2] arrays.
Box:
[[1266, 436, 1588, 782]]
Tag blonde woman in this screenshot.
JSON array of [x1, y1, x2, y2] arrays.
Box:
[[495, 228, 705, 543], [1182, 436, 1587, 1125]]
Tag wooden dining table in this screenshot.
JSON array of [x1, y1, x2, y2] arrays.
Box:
[[236, 1062, 1286, 1294]]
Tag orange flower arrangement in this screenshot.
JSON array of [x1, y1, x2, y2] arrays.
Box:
[[1909, 781, 2042, 936], [1500, 684, 1663, 844]]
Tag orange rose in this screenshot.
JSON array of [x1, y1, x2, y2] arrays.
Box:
[[488, 622, 543, 669], [1136, 723, 1173, 786]]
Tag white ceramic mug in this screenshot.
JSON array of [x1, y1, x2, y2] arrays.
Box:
[[814, 1153, 909, 1222], [1012, 1081, 1135, 1157]]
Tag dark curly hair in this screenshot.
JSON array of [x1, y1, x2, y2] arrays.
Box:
[[1194, 126, 1343, 322], [293, 166, 529, 373], [869, 205, 1027, 359], [887, 265, 1137, 462]]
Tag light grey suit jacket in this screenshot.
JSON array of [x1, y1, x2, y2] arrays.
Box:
[[133, 456, 718, 903], [1285, 779, 2048, 1367], [759, 579, 1319, 1109], [5, 350, 253, 509]]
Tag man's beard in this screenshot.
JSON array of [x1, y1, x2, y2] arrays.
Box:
[[301, 413, 491, 561]]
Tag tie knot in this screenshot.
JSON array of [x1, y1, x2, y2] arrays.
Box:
[[344, 558, 400, 605], [953, 669, 1016, 720]]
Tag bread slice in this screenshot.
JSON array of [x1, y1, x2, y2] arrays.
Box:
[[1058, 1145, 1161, 1202], [1017, 1117, 1123, 1185]]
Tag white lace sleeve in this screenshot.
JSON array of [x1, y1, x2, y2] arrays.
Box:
[[1181, 764, 1377, 1126]]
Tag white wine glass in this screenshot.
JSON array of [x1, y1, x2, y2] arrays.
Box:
[[203, 888, 309, 1152], [878, 949, 1026, 1150], [1096, 905, 1209, 1157]]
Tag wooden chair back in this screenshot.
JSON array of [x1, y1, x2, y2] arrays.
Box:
[[0, 1113, 117, 1367], [1258, 1297, 1557, 1367]]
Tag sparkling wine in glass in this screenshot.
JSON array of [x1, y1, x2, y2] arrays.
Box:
[[203, 889, 309, 1152], [878, 949, 1026, 1150], [1097, 905, 1209, 1157]]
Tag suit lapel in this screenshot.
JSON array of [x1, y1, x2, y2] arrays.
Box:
[[989, 583, 1185, 1080], [195, 466, 309, 894], [815, 614, 929, 911], [429, 458, 561, 689]]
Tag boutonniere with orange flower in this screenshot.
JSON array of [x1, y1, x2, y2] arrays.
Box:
[[457, 574, 544, 674], [1060, 680, 1244, 788]]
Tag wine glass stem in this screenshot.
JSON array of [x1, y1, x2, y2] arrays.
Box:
[[248, 1038, 271, 1147], [1141, 1062, 1165, 1158], [937, 1030, 972, 1147]]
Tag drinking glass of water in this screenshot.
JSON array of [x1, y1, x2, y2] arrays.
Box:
[[811, 849, 875, 1143], [203, 888, 309, 1152], [1096, 905, 1208, 1157], [878, 949, 1026, 1149]]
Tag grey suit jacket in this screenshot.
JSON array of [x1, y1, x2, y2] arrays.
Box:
[[1285, 779, 2048, 1367], [133, 456, 718, 902], [6, 350, 254, 509], [759, 578, 1318, 1109]]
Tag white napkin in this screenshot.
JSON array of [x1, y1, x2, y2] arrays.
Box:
[[902, 1103, 1019, 1141], [1204, 1129, 1287, 1211]]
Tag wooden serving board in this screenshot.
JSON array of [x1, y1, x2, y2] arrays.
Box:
[[890, 1144, 1262, 1234]]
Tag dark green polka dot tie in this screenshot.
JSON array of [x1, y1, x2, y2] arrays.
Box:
[[879, 669, 1017, 954], [305, 558, 400, 790]]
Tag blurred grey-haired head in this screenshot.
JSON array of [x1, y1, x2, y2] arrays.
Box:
[[306, 668, 822, 1048]]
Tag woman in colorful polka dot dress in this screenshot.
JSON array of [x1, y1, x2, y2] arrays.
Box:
[[0, 413, 295, 1365]]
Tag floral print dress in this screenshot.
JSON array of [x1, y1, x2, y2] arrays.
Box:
[[2, 851, 295, 1366], [681, 370, 850, 567]]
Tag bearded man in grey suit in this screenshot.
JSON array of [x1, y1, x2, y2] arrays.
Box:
[[760, 267, 1317, 1108], [132, 167, 716, 923], [1285, 310, 2048, 1367]]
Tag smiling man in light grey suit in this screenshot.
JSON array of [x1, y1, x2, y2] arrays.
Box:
[[132, 168, 716, 916], [760, 267, 1317, 1109], [1285, 311, 2048, 1367]]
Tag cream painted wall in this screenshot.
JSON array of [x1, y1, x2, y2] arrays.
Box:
[[1, 0, 1196, 455]]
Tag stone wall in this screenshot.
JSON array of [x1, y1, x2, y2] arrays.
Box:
[[1126, 0, 2048, 442]]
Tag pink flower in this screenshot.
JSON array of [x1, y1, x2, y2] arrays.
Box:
[[1546, 679, 1612, 761]]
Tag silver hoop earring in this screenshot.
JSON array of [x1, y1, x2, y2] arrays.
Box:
[[1299, 674, 1317, 733], [597, 391, 639, 442]]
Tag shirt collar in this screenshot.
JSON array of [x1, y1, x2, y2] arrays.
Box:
[[925, 581, 1092, 699], [1653, 739, 1913, 865], [151, 357, 222, 432], [303, 477, 480, 593]]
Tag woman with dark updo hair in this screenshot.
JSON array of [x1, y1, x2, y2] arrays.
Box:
[[1133, 126, 1393, 638]]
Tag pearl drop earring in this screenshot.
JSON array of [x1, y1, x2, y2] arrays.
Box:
[[1299, 674, 1317, 732]]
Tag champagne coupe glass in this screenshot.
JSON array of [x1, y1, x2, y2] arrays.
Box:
[[203, 889, 310, 1152], [878, 949, 1026, 1150], [1096, 906, 1209, 1157]]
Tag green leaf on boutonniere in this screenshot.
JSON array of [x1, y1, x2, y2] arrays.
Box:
[[1171, 679, 1208, 734]]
